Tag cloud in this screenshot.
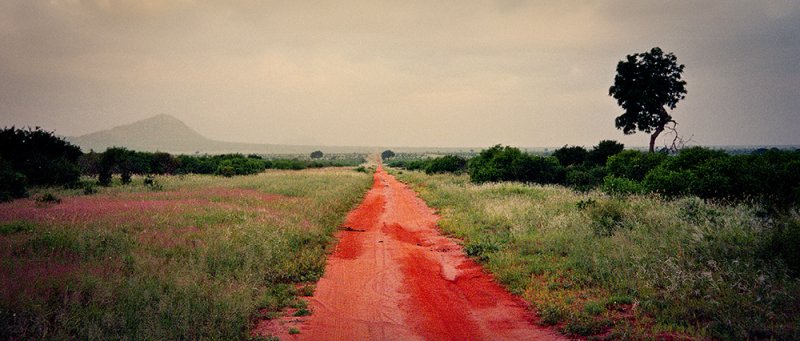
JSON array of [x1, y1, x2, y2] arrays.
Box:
[[0, 0, 798, 147]]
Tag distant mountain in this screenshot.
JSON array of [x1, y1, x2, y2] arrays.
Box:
[[67, 114, 483, 155], [68, 114, 335, 154]]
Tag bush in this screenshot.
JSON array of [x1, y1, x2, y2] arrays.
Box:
[[0, 126, 82, 187], [601, 176, 644, 196], [149, 152, 178, 174], [215, 157, 266, 176], [35, 192, 61, 204], [469, 145, 564, 184], [381, 150, 396, 160], [310, 150, 323, 159], [764, 216, 800, 276], [589, 140, 625, 166], [0, 158, 27, 202], [424, 155, 467, 175], [565, 166, 606, 191], [553, 145, 588, 167], [606, 150, 667, 181], [642, 167, 695, 196]]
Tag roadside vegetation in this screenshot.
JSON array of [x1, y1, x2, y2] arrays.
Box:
[[0, 169, 372, 339], [394, 165, 799, 339], [0, 126, 364, 202]]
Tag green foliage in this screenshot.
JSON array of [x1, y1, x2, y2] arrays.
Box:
[[609, 47, 687, 152], [391, 155, 468, 175], [214, 157, 266, 176], [538, 303, 566, 326], [397, 171, 800, 339], [98, 147, 134, 186], [310, 150, 323, 159], [0, 221, 35, 235], [606, 150, 667, 181], [0, 127, 82, 193], [381, 150, 396, 159], [553, 145, 588, 167], [562, 313, 609, 336], [565, 166, 606, 191], [0, 158, 27, 202], [0, 169, 372, 340], [468, 145, 564, 184], [35, 193, 61, 204], [642, 167, 694, 196], [589, 140, 625, 165], [601, 176, 644, 195], [149, 152, 178, 174], [583, 301, 605, 315], [762, 214, 800, 276], [621, 147, 800, 206], [424, 155, 467, 175]]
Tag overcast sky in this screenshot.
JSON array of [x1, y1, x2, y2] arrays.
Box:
[[1, 0, 798, 148]]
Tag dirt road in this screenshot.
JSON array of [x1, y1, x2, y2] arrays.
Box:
[[300, 166, 563, 340]]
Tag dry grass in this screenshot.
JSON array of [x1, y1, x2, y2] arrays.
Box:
[[395, 170, 799, 340], [0, 168, 372, 340]]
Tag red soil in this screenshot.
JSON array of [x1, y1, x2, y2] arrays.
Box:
[[258, 166, 564, 340]]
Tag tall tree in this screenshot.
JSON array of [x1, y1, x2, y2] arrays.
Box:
[[609, 47, 687, 152]]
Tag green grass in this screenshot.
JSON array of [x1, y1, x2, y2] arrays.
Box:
[[394, 170, 800, 340], [0, 168, 372, 340]]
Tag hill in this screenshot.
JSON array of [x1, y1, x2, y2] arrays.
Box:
[[67, 115, 360, 154], [66, 114, 485, 155]]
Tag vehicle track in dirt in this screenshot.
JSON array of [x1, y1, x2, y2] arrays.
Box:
[[274, 165, 564, 340]]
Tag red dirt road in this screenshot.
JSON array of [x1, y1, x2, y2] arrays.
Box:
[[300, 166, 564, 340]]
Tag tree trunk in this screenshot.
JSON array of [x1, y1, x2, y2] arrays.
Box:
[[649, 124, 665, 153]]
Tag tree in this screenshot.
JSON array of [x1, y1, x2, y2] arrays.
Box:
[[381, 150, 396, 160], [310, 150, 324, 159], [589, 140, 624, 165], [468, 145, 564, 184], [609, 47, 687, 152], [0, 126, 82, 187], [552, 145, 588, 167], [424, 155, 467, 175]]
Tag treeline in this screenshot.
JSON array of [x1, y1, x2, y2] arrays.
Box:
[[1, 127, 82, 201], [387, 155, 468, 175], [604, 147, 800, 206], [80, 148, 362, 185], [390, 141, 800, 207], [0, 126, 363, 201]]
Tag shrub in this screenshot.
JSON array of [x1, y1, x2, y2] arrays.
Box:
[[0, 126, 82, 187], [215, 156, 266, 176], [642, 167, 694, 196], [589, 140, 625, 166], [381, 150, 396, 159], [0, 221, 35, 235], [35, 192, 61, 204], [424, 155, 467, 174], [606, 150, 666, 181], [565, 166, 606, 191], [0, 158, 27, 202], [601, 176, 643, 196], [553, 145, 589, 167], [310, 150, 323, 159], [149, 152, 178, 174], [469, 145, 564, 184]]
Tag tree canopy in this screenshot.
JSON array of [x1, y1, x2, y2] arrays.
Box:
[[381, 150, 396, 160], [609, 47, 687, 152]]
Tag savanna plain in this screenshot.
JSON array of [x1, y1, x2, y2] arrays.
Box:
[[1, 168, 372, 339]]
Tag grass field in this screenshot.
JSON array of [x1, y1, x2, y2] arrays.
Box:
[[0, 168, 372, 339], [394, 170, 799, 339]]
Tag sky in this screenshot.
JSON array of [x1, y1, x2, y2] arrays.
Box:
[[1, 0, 799, 148]]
